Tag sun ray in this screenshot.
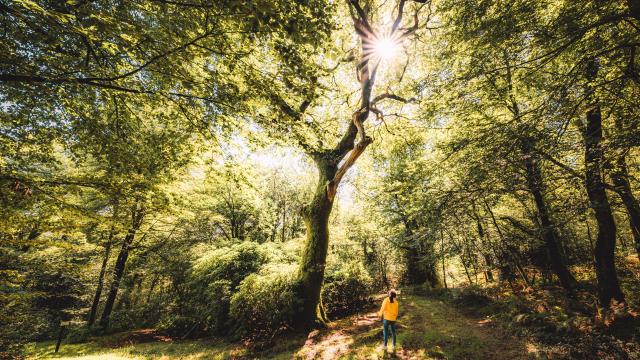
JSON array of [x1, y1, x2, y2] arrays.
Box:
[[362, 31, 402, 63]]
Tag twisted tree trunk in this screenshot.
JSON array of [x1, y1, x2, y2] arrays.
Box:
[[294, 0, 419, 328], [297, 159, 336, 327]]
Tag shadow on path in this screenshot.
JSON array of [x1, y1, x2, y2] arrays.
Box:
[[295, 293, 533, 360]]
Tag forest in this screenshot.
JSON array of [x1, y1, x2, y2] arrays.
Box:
[[1, 0, 640, 359]]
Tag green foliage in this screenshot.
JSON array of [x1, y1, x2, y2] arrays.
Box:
[[1, 236, 91, 354], [2, 0, 640, 355], [229, 264, 300, 338], [64, 326, 92, 344], [452, 285, 495, 309], [163, 242, 268, 336], [322, 261, 373, 317], [192, 242, 268, 290]]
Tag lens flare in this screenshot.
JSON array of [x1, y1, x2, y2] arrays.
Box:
[[373, 35, 400, 60]]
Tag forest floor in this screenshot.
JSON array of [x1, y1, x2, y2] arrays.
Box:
[[25, 291, 535, 360]]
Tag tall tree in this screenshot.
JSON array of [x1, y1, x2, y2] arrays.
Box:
[[87, 199, 119, 326], [293, 0, 431, 328], [99, 200, 145, 328], [582, 59, 625, 309]]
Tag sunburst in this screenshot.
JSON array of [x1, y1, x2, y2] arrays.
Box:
[[362, 30, 403, 63]]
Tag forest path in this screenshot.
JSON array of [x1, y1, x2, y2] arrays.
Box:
[[27, 292, 536, 360], [293, 292, 534, 359]]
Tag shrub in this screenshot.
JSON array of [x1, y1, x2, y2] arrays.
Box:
[[64, 325, 91, 344], [164, 242, 268, 336], [191, 242, 268, 289], [229, 264, 300, 339], [322, 260, 373, 317], [453, 285, 494, 308], [172, 279, 232, 336]]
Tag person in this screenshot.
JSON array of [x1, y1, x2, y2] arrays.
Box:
[[378, 289, 398, 351]]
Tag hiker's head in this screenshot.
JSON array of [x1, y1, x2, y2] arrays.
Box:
[[389, 289, 397, 302]]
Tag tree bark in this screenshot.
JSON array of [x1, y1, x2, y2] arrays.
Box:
[[440, 230, 448, 289], [88, 237, 113, 326], [282, 199, 287, 242], [448, 231, 474, 284], [522, 139, 578, 291], [611, 152, 640, 258], [485, 202, 531, 286], [297, 159, 336, 328], [294, 0, 405, 327], [405, 246, 426, 284], [99, 202, 144, 328], [88, 202, 119, 326], [501, 51, 575, 290], [54, 325, 65, 353], [87, 200, 119, 326], [582, 60, 625, 308], [472, 205, 494, 282]]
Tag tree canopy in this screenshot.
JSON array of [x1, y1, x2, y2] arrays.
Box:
[[2, 0, 640, 358]]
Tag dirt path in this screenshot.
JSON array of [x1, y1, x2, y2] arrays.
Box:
[[294, 293, 533, 360], [298, 310, 382, 360]]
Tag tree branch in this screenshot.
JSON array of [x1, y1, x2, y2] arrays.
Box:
[[371, 92, 412, 104], [391, 0, 407, 34]]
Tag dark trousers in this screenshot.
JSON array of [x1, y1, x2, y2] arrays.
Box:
[[383, 319, 396, 347]]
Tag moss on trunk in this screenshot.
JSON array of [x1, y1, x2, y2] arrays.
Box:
[[296, 159, 336, 328]]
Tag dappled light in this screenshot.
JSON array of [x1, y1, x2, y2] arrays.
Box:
[[2, 0, 640, 359]]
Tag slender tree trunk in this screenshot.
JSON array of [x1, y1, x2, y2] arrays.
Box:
[[282, 199, 286, 242], [501, 52, 573, 289], [296, 159, 335, 328], [582, 60, 625, 308], [128, 274, 143, 309], [146, 274, 159, 304], [99, 202, 144, 328], [461, 254, 474, 284], [379, 253, 390, 289], [99, 233, 133, 328], [611, 153, 640, 258], [54, 324, 65, 353], [448, 231, 473, 284], [467, 240, 479, 284], [88, 237, 113, 326], [472, 205, 494, 282], [402, 219, 426, 285], [440, 229, 448, 289], [485, 203, 531, 286], [270, 216, 278, 242], [521, 139, 577, 291], [88, 203, 119, 326]]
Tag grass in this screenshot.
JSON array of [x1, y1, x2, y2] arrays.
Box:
[[26, 292, 533, 360], [25, 338, 245, 360]]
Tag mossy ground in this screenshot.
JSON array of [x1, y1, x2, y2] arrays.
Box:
[[26, 291, 533, 360]]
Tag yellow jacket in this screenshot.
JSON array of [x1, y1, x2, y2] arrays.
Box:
[[378, 297, 399, 321]]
